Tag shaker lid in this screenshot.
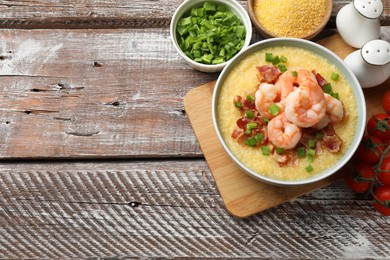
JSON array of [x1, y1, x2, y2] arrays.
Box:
[[361, 40, 390, 65], [354, 0, 384, 19]]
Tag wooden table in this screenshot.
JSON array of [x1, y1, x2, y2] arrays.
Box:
[[0, 1, 389, 258]]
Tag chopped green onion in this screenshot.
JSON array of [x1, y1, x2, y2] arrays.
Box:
[[219, 48, 225, 57], [193, 50, 201, 58], [179, 16, 192, 26], [308, 148, 316, 157], [292, 71, 298, 77], [246, 94, 255, 103], [246, 122, 257, 130], [323, 83, 333, 94], [276, 147, 284, 154], [278, 64, 287, 72], [308, 139, 316, 149], [197, 7, 205, 17], [235, 101, 242, 108], [265, 53, 273, 62], [244, 133, 264, 147], [244, 137, 257, 147], [204, 1, 216, 12], [297, 147, 306, 158], [202, 53, 214, 64], [235, 25, 245, 38], [177, 26, 188, 36], [217, 5, 227, 12], [212, 57, 225, 64], [246, 110, 254, 119], [315, 132, 324, 140], [305, 165, 314, 172], [269, 103, 281, 116], [323, 82, 340, 100], [263, 118, 270, 124], [245, 122, 257, 134], [255, 133, 264, 142], [280, 55, 288, 63], [261, 146, 270, 155], [331, 72, 339, 81], [308, 154, 314, 162], [271, 56, 280, 65]]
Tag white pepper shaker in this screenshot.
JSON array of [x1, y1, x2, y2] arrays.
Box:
[[344, 39, 390, 88], [336, 0, 383, 48]]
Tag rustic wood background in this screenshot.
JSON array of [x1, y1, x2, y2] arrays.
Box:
[[0, 0, 389, 259]]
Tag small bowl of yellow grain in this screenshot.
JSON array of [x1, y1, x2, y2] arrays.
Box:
[[247, 0, 333, 39]]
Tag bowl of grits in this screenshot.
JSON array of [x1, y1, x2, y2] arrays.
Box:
[[212, 38, 366, 186]]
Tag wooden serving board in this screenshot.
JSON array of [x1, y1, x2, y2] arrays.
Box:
[[184, 34, 389, 218]]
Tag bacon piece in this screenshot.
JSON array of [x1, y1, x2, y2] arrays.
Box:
[[273, 149, 299, 167], [234, 95, 255, 110], [299, 129, 317, 148], [234, 95, 242, 104], [323, 135, 342, 153], [231, 130, 242, 139], [243, 99, 256, 110], [256, 65, 282, 84], [322, 124, 342, 153], [236, 117, 248, 129], [299, 133, 315, 148], [315, 140, 324, 156], [312, 70, 328, 87], [237, 132, 247, 145], [323, 124, 336, 136], [286, 151, 299, 166], [272, 151, 289, 164]]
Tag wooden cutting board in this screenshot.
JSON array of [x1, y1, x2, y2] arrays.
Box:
[[184, 34, 388, 218]]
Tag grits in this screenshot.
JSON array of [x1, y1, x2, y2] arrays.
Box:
[[217, 46, 358, 181]]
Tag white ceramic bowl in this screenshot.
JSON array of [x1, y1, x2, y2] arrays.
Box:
[[212, 38, 366, 186], [170, 0, 252, 73]]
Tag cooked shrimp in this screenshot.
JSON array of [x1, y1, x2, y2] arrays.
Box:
[[313, 93, 345, 129], [275, 68, 316, 99], [267, 113, 302, 150], [284, 70, 326, 128], [255, 83, 282, 119], [324, 93, 344, 123]]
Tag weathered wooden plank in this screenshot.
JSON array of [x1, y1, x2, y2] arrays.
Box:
[[0, 160, 388, 259], [0, 0, 388, 29], [0, 28, 217, 159]]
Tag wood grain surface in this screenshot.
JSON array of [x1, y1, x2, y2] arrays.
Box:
[[0, 0, 389, 259], [0, 161, 389, 259], [0, 28, 212, 159]]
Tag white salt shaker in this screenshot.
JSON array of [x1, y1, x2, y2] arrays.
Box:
[[336, 0, 383, 48], [344, 39, 390, 88]]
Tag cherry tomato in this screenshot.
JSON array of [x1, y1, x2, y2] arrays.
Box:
[[367, 114, 390, 142], [383, 90, 390, 115], [378, 157, 390, 187], [355, 135, 385, 165], [344, 163, 374, 193], [373, 186, 390, 216]]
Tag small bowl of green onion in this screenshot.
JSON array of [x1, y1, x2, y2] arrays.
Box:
[[170, 0, 252, 73]]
